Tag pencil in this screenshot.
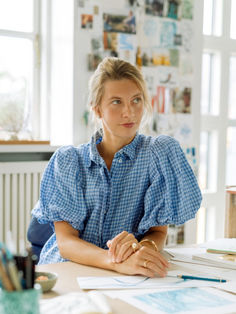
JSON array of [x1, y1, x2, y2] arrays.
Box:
[[177, 275, 227, 283]]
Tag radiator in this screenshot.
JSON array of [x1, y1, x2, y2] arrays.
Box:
[[0, 161, 48, 253]]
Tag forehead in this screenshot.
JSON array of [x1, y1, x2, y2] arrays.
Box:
[[103, 79, 141, 99]]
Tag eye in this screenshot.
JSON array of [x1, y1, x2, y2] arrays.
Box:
[[133, 97, 142, 104], [111, 99, 121, 105]]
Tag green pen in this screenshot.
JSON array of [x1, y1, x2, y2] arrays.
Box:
[[176, 274, 227, 283]]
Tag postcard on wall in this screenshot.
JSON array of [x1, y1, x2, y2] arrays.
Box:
[[81, 14, 93, 29], [145, 0, 164, 17], [164, 0, 181, 20], [174, 113, 193, 145], [118, 49, 136, 64], [179, 53, 193, 76], [103, 11, 136, 34], [139, 16, 161, 48], [181, 0, 194, 20], [156, 66, 179, 87], [159, 20, 178, 48], [179, 20, 194, 52], [172, 86, 192, 114], [118, 33, 136, 51]]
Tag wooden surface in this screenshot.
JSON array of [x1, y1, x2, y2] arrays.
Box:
[[0, 140, 50, 145], [37, 261, 145, 313]]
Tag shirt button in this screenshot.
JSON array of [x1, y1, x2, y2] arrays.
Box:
[[118, 158, 122, 163]]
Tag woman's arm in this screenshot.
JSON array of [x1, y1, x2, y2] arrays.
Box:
[[54, 221, 115, 271], [140, 225, 168, 251]]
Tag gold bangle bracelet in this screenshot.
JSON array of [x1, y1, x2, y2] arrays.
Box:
[[139, 239, 158, 252]]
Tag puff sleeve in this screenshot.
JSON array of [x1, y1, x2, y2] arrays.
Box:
[[32, 146, 86, 231], [138, 135, 202, 234]]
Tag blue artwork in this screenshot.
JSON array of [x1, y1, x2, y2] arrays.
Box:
[[160, 21, 177, 48], [119, 34, 134, 50], [135, 288, 233, 313]]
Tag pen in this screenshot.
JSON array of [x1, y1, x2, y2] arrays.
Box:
[[177, 275, 227, 283]]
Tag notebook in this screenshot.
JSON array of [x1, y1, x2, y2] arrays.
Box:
[[192, 252, 236, 270]]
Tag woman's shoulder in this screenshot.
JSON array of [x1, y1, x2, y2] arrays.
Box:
[[50, 144, 90, 168], [140, 134, 179, 155]]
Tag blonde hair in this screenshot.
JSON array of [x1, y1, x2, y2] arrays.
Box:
[[88, 57, 152, 123]]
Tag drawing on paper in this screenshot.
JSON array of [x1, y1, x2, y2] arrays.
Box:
[[134, 287, 233, 313]]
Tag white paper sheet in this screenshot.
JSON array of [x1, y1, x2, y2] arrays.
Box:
[[77, 269, 224, 290]]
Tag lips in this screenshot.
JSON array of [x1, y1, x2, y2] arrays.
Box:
[[121, 123, 135, 128]]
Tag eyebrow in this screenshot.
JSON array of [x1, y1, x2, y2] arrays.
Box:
[[108, 93, 142, 100]]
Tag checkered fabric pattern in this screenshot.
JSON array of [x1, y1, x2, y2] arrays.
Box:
[[32, 132, 202, 264]]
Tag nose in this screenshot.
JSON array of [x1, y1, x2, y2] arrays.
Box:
[[122, 102, 133, 117]]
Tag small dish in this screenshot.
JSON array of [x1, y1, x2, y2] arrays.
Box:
[[35, 271, 58, 293]]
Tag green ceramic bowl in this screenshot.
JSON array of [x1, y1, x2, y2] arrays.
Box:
[[35, 271, 58, 293]]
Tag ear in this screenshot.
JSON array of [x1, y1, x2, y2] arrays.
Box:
[[93, 105, 101, 119]]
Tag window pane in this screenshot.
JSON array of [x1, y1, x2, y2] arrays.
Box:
[[226, 128, 236, 186], [201, 52, 220, 115], [0, 36, 33, 140], [196, 207, 206, 244], [205, 207, 216, 241], [0, 0, 33, 32], [203, 0, 222, 36], [230, 0, 236, 39], [199, 131, 218, 191], [228, 56, 236, 119]]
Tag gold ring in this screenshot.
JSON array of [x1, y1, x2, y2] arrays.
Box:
[[143, 260, 149, 268], [131, 242, 138, 252]]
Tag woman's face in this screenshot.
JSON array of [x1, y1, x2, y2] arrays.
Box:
[[96, 79, 144, 144]]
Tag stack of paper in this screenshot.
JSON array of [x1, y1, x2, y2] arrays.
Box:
[[192, 252, 236, 270]]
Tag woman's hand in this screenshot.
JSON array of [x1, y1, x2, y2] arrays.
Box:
[[113, 245, 170, 278], [106, 231, 140, 263]]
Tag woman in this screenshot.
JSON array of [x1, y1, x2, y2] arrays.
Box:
[[32, 57, 202, 278]]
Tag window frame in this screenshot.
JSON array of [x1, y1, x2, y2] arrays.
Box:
[[200, 0, 236, 241], [0, 0, 42, 141]]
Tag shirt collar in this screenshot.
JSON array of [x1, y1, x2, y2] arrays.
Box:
[[85, 130, 141, 167], [117, 132, 140, 160]]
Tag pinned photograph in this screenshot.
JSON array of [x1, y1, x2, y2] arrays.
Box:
[[118, 33, 135, 51], [103, 32, 118, 50], [87, 53, 103, 71], [160, 21, 177, 48], [77, 0, 85, 8], [103, 11, 136, 34], [93, 5, 99, 15], [165, 0, 181, 20], [151, 86, 174, 114], [81, 14, 93, 29], [181, 0, 194, 19], [145, 0, 164, 17], [169, 49, 179, 67], [172, 87, 192, 113]]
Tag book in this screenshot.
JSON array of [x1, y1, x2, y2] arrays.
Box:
[[192, 252, 236, 270], [203, 238, 236, 255]]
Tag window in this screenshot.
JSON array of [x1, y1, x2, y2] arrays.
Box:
[[0, 0, 41, 141], [199, 0, 236, 239]]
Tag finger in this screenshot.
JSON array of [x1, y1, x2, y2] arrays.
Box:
[[141, 246, 169, 268], [111, 232, 137, 262], [120, 241, 141, 262], [116, 239, 135, 263], [109, 231, 128, 261], [143, 260, 167, 277], [138, 248, 169, 273]]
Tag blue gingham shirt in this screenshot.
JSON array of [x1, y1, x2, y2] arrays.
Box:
[[32, 132, 202, 264]]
